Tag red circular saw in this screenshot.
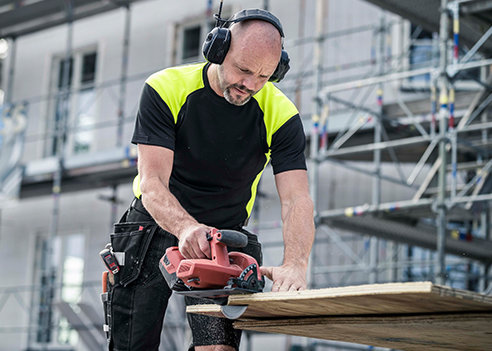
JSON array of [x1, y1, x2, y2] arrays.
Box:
[[159, 228, 264, 303]]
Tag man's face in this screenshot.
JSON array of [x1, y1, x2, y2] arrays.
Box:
[[215, 25, 281, 106], [216, 63, 259, 106], [216, 59, 270, 106]]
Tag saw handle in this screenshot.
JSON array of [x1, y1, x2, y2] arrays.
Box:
[[216, 230, 248, 248]]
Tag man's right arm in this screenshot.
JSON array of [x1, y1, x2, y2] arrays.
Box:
[[137, 144, 212, 259]]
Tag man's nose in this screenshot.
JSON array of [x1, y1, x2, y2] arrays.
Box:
[[241, 76, 258, 92]]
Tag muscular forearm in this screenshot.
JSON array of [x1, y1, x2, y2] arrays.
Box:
[[140, 176, 198, 239], [281, 194, 315, 269], [260, 192, 314, 291], [136, 145, 211, 259]]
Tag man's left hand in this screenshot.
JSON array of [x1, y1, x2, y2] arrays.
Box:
[[260, 264, 307, 292]]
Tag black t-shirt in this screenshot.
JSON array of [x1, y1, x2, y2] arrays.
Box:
[[132, 62, 306, 228]]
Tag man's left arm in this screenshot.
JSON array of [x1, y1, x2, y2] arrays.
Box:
[[260, 169, 315, 291]]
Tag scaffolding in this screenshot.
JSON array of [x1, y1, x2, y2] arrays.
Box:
[[306, 0, 492, 292], [0, 1, 168, 350], [0, 0, 491, 350]]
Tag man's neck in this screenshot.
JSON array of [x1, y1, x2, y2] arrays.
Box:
[[207, 64, 224, 97]]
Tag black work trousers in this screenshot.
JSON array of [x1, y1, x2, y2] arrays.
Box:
[[107, 198, 262, 351]]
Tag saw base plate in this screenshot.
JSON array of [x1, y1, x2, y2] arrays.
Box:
[[176, 287, 259, 305]]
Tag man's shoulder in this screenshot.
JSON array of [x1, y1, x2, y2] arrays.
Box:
[[147, 62, 206, 84], [144, 62, 207, 108], [253, 83, 299, 133], [254, 83, 297, 112]]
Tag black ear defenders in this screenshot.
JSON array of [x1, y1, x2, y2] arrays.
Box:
[[202, 8, 290, 83]]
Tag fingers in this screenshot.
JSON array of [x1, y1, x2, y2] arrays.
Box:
[[274, 280, 305, 292], [260, 266, 273, 280], [179, 240, 197, 259], [197, 233, 211, 258], [265, 265, 307, 292], [190, 240, 207, 259], [274, 279, 299, 292], [179, 226, 211, 259], [288, 285, 298, 292]]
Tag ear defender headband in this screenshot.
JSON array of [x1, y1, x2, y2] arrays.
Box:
[[202, 8, 290, 83]]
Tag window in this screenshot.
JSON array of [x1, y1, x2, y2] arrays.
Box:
[[46, 49, 97, 156], [0, 40, 5, 104], [57, 234, 85, 346], [175, 18, 216, 64], [404, 23, 483, 87], [0, 55, 4, 150], [0, 39, 9, 150], [35, 237, 55, 343], [32, 233, 85, 346], [408, 25, 436, 83], [74, 52, 97, 154], [182, 26, 201, 60], [57, 57, 74, 88], [0, 38, 7, 103], [81, 52, 97, 85], [48, 57, 73, 157]]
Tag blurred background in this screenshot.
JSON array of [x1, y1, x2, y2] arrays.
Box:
[[0, 0, 491, 350]]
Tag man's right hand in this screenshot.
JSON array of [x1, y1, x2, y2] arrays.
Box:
[[178, 225, 213, 259]]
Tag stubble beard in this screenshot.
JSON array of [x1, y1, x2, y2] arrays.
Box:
[[217, 65, 255, 106]]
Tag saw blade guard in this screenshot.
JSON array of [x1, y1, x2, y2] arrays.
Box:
[[228, 252, 263, 283]]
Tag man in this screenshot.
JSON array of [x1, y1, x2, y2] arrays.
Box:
[[107, 8, 314, 351]]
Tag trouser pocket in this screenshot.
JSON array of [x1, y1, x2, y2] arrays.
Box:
[[107, 221, 177, 351], [110, 222, 157, 287]]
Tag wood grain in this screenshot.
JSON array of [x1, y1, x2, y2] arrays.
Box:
[[186, 304, 225, 318], [235, 313, 492, 351], [187, 282, 492, 319]]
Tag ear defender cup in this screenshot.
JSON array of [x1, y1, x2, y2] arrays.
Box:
[[270, 50, 290, 83], [202, 8, 290, 82], [202, 27, 231, 65]]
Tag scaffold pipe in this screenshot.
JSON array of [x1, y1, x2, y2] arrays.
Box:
[[430, 83, 437, 136], [319, 105, 329, 154], [450, 1, 460, 66], [319, 198, 434, 219], [318, 58, 492, 96]]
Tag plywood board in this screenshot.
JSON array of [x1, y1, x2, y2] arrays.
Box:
[[187, 282, 492, 319], [235, 313, 492, 351], [186, 282, 492, 351]]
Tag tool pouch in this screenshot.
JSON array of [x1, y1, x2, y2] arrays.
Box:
[[110, 222, 158, 287], [101, 291, 110, 342], [100, 270, 111, 344]]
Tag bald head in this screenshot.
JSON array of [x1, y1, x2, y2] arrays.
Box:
[[229, 20, 282, 63], [208, 19, 284, 106]]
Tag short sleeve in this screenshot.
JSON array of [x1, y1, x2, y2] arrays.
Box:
[[270, 114, 307, 174], [131, 83, 176, 150]]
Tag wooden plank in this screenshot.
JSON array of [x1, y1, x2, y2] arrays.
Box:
[[187, 304, 225, 319], [187, 282, 492, 319], [235, 313, 492, 351], [186, 282, 492, 350]]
